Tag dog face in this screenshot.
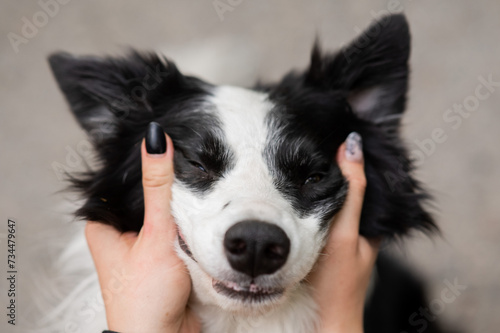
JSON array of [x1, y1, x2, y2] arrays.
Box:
[[49, 14, 434, 311]]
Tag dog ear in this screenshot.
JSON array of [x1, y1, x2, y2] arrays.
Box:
[[48, 51, 186, 141], [306, 14, 410, 126], [304, 15, 436, 237]]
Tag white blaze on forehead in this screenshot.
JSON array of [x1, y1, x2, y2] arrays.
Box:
[[209, 85, 273, 154], [208, 86, 275, 197]]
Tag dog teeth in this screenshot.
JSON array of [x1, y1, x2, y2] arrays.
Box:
[[227, 281, 245, 291], [215, 279, 275, 294]]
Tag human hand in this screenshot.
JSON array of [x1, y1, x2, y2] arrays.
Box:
[[308, 132, 381, 333], [85, 122, 200, 333]]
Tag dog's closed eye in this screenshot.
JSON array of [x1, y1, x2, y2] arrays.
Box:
[[188, 160, 208, 173], [303, 173, 323, 185]]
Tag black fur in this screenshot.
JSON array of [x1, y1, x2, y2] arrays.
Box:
[[263, 94, 351, 229], [364, 253, 447, 333]]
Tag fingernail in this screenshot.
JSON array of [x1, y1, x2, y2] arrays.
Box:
[[345, 132, 363, 162], [145, 122, 167, 154]]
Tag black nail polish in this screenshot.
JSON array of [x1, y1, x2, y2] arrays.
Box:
[[145, 122, 166, 154]]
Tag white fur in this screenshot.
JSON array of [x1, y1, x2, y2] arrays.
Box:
[[23, 222, 106, 333]]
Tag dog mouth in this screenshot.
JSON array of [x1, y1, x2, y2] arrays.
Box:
[[212, 279, 284, 302]]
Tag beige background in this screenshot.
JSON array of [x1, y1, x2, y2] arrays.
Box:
[[1, 1, 499, 332]]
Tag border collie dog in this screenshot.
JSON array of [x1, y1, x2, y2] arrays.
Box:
[[49, 14, 440, 333]]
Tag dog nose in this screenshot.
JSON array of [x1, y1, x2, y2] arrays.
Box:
[[224, 221, 290, 277]]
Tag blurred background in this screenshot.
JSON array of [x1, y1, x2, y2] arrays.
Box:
[[1, 0, 499, 332]]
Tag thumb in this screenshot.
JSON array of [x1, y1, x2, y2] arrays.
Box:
[[330, 132, 366, 238], [138, 122, 176, 246]]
